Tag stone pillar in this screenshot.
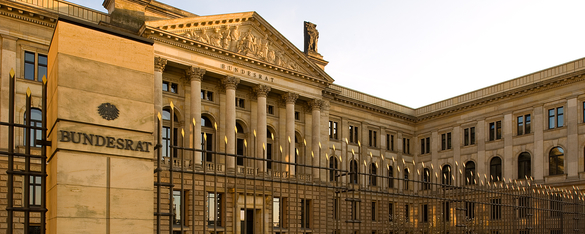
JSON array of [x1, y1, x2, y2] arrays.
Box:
[[222, 76, 239, 171], [309, 99, 323, 180], [187, 66, 206, 165], [567, 97, 579, 178], [533, 106, 544, 181], [503, 113, 513, 181], [0, 36, 17, 150], [253, 84, 271, 172], [282, 92, 299, 175], [154, 57, 166, 128]]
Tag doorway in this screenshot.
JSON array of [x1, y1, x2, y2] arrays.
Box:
[[240, 209, 254, 234]]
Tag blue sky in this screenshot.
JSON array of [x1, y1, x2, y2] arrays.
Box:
[[70, 0, 585, 108]]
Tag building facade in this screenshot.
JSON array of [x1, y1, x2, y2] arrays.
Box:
[[1, 0, 585, 234]]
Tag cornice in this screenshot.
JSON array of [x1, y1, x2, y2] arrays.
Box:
[[415, 70, 585, 122], [0, 2, 57, 28], [324, 89, 417, 122], [143, 26, 331, 89]]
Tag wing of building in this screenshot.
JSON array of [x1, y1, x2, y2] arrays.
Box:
[[1, 0, 585, 233]]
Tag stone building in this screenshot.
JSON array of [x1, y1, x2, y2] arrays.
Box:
[[1, 0, 585, 234]]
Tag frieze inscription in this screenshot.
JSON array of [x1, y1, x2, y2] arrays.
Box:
[[60, 130, 153, 152], [220, 64, 274, 82]]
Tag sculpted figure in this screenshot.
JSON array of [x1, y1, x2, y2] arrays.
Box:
[[209, 28, 222, 47], [221, 26, 231, 49], [304, 22, 319, 53], [229, 25, 240, 51], [267, 49, 275, 63], [239, 29, 256, 55], [197, 30, 209, 44]]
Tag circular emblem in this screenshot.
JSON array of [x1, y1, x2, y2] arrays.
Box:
[[98, 103, 119, 120]]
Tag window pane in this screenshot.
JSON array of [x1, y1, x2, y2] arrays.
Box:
[[38, 54, 47, 81], [525, 115, 531, 134], [162, 82, 169, 92], [25, 63, 35, 80], [548, 109, 555, 129], [557, 107, 564, 127]]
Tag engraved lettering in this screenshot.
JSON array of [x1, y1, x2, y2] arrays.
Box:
[[95, 135, 106, 146], [125, 139, 134, 151], [116, 138, 125, 149], [60, 130, 70, 142], [106, 137, 116, 148], [135, 141, 144, 152], [143, 142, 153, 152], [82, 133, 93, 145], [71, 132, 81, 143]]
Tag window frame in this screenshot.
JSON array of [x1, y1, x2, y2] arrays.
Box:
[[23, 50, 47, 82]]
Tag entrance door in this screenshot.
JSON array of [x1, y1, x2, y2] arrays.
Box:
[[240, 209, 254, 234]]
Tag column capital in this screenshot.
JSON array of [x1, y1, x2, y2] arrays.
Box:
[[308, 99, 324, 110], [154, 57, 167, 72], [222, 76, 240, 90], [282, 92, 299, 104], [187, 66, 206, 81], [253, 84, 271, 98]]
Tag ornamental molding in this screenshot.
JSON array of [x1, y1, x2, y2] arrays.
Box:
[[0, 2, 57, 28], [282, 92, 299, 104], [253, 84, 271, 98], [142, 12, 333, 86], [222, 76, 240, 90], [154, 57, 167, 72], [186, 66, 206, 81]]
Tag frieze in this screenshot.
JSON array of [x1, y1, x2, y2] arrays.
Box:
[[176, 25, 301, 72], [220, 64, 275, 83]]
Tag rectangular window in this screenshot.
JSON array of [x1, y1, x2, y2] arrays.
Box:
[[273, 197, 287, 228], [465, 202, 475, 219], [267, 105, 274, 115], [470, 127, 476, 144], [162, 81, 178, 93], [38, 54, 47, 81], [557, 107, 564, 127], [518, 197, 529, 218], [491, 198, 501, 220], [207, 192, 223, 227], [550, 195, 562, 217], [350, 200, 358, 221], [173, 190, 184, 226], [548, 108, 555, 129], [420, 138, 425, 154], [300, 199, 311, 229], [441, 133, 451, 150], [386, 134, 390, 150], [420, 137, 430, 154], [443, 202, 450, 222], [404, 204, 409, 222], [369, 130, 377, 147], [371, 202, 376, 221], [489, 121, 502, 141], [517, 116, 524, 135], [29, 176, 42, 206], [388, 203, 393, 222], [525, 114, 531, 134], [421, 204, 428, 223], [390, 135, 394, 151], [28, 226, 41, 234], [236, 98, 245, 108], [201, 90, 214, 101], [464, 128, 469, 146], [406, 139, 410, 154], [295, 111, 300, 120], [349, 125, 358, 143], [24, 51, 35, 81], [329, 121, 338, 140]]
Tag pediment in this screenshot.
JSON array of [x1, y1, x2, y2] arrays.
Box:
[[144, 12, 333, 84]]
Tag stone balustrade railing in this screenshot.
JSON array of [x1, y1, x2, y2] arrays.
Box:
[[12, 0, 109, 24]]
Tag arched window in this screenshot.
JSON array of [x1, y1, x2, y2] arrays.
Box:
[[350, 160, 358, 184], [549, 147, 564, 175], [369, 163, 377, 186], [388, 165, 394, 188], [201, 116, 215, 163], [422, 168, 430, 190], [490, 157, 502, 182], [329, 157, 339, 182], [24, 108, 42, 147], [442, 165, 452, 186], [236, 122, 245, 166], [518, 152, 531, 179], [162, 108, 179, 158], [465, 161, 476, 185], [404, 168, 410, 190]]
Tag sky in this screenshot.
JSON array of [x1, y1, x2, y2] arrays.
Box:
[[69, 0, 585, 108]]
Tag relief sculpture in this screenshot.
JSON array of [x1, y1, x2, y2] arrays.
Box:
[[176, 25, 299, 71]]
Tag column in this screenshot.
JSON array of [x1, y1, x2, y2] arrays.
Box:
[[253, 84, 271, 172], [154, 57, 166, 119], [309, 99, 323, 180], [503, 113, 513, 181], [187, 66, 206, 165], [567, 97, 579, 178], [282, 92, 299, 175], [222, 76, 240, 171], [0, 36, 17, 150], [533, 106, 544, 181]]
